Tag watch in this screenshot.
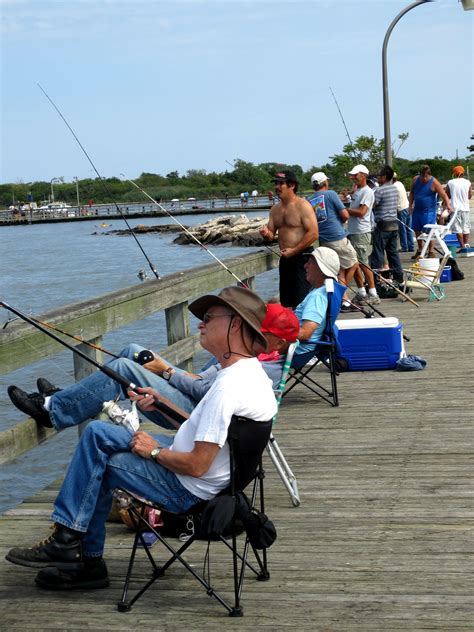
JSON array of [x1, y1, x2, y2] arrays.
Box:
[[150, 446, 162, 460], [162, 367, 175, 381]]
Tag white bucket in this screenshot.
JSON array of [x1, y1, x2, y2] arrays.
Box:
[[417, 257, 439, 284]]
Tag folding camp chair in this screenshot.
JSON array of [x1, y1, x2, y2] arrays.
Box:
[[402, 211, 458, 301], [282, 279, 346, 407], [266, 342, 301, 507], [114, 414, 273, 617]]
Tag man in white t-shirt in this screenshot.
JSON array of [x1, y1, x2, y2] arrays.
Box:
[[446, 165, 472, 251], [6, 287, 277, 591], [345, 164, 380, 308]]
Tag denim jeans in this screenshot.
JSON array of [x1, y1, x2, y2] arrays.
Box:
[[51, 421, 202, 557], [397, 208, 415, 251], [49, 344, 196, 431], [370, 229, 404, 283]]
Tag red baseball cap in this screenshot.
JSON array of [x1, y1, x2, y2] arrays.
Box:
[[260, 304, 299, 342]]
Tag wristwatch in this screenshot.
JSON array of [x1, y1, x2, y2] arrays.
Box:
[[162, 367, 175, 381], [150, 446, 162, 460]]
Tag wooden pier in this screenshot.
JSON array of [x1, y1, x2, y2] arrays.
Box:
[[0, 252, 473, 630]]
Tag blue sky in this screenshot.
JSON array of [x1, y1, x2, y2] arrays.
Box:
[[1, 0, 472, 184]]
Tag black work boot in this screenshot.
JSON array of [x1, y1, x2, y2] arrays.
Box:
[[7, 386, 52, 428], [36, 377, 61, 397], [6, 524, 82, 569], [35, 558, 109, 590]]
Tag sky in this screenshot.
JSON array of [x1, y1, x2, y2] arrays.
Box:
[[0, 0, 473, 185]]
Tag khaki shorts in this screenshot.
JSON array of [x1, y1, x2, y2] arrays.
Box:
[[320, 237, 358, 269], [348, 232, 372, 265], [451, 210, 471, 235]]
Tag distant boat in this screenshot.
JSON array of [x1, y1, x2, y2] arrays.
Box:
[[37, 201, 73, 212]]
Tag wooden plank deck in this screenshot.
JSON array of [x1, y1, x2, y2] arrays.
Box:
[[1, 253, 473, 631]]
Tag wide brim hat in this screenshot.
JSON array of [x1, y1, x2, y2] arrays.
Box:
[[189, 286, 268, 350], [310, 247, 340, 279]]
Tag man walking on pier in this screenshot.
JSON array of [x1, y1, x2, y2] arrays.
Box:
[[260, 170, 318, 308], [5, 287, 277, 590]]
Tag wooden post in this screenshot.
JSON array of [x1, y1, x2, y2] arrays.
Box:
[[165, 302, 192, 371], [73, 338, 105, 436]]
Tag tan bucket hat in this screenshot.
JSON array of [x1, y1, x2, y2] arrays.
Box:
[[189, 286, 268, 349]]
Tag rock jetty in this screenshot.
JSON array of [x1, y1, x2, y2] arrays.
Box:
[[173, 215, 276, 247]]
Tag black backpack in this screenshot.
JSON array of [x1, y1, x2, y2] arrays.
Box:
[[446, 257, 465, 281]]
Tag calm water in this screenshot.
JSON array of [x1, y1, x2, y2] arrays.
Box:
[[0, 212, 278, 512]]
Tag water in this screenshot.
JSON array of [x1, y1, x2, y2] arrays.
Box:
[[0, 212, 279, 513]]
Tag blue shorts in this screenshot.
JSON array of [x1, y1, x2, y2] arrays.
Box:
[[412, 210, 436, 232]]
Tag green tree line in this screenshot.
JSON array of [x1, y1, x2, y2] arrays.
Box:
[[2, 136, 471, 208]]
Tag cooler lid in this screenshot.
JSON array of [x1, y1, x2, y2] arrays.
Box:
[[335, 317, 399, 329]]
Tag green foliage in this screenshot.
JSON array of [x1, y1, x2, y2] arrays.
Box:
[[1, 137, 471, 208]]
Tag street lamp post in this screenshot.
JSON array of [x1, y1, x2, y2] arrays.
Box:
[[383, 0, 473, 166], [50, 177, 63, 204], [382, 1, 433, 167], [74, 176, 80, 209]]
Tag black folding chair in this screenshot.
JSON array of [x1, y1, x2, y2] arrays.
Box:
[[282, 279, 346, 407], [114, 415, 274, 617]]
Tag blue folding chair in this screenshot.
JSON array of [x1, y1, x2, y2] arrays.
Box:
[[282, 279, 346, 407], [266, 342, 301, 507]]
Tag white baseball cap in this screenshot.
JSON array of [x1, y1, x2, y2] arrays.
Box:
[[311, 172, 329, 186], [310, 247, 340, 279], [348, 164, 369, 176]]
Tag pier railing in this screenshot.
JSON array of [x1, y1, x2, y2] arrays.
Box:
[[0, 250, 278, 464]]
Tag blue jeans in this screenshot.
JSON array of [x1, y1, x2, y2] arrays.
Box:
[[49, 344, 196, 431], [51, 421, 202, 557], [370, 229, 404, 283], [397, 208, 415, 251]]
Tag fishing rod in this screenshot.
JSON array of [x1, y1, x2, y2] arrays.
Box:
[[31, 316, 119, 359], [37, 83, 160, 281], [121, 175, 249, 289], [358, 261, 419, 307], [0, 300, 185, 424], [329, 87, 359, 161]]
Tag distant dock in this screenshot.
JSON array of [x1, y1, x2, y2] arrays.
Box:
[[0, 195, 272, 226]]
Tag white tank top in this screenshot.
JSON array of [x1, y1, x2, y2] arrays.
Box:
[[448, 178, 471, 213]]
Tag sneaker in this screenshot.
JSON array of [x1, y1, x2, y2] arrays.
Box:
[[6, 524, 83, 570], [364, 295, 381, 305], [340, 303, 358, 313], [35, 559, 109, 590], [411, 251, 422, 260], [7, 386, 52, 428], [352, 294, 367, 305], [37, 377, 61, 397]]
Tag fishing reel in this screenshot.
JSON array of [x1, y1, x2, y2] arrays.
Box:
[[102, 400, 140, 434], [133, 349, 154, 365]]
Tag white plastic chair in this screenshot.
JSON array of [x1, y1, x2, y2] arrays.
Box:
[[418, 208, 459, 259]]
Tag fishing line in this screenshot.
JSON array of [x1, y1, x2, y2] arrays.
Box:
[[1, 300, 185, 423], [121, 175, 249, 288], [37, 83, 160, 281]]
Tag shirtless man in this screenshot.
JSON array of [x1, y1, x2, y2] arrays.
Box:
[[260, 170, 318, 308]]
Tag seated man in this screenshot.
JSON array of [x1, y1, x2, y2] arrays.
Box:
[[5, 286, 278, 590], [292, 246, 341, 363], [8, 304, 299, 432]]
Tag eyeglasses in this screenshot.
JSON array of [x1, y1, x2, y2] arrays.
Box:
[[202, 312, 234, 324]]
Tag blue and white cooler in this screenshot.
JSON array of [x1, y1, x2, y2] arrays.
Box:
[[335, 317, 405, 371]]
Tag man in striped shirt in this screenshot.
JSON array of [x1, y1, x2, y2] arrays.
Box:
[[370, 165, 403, 283]]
